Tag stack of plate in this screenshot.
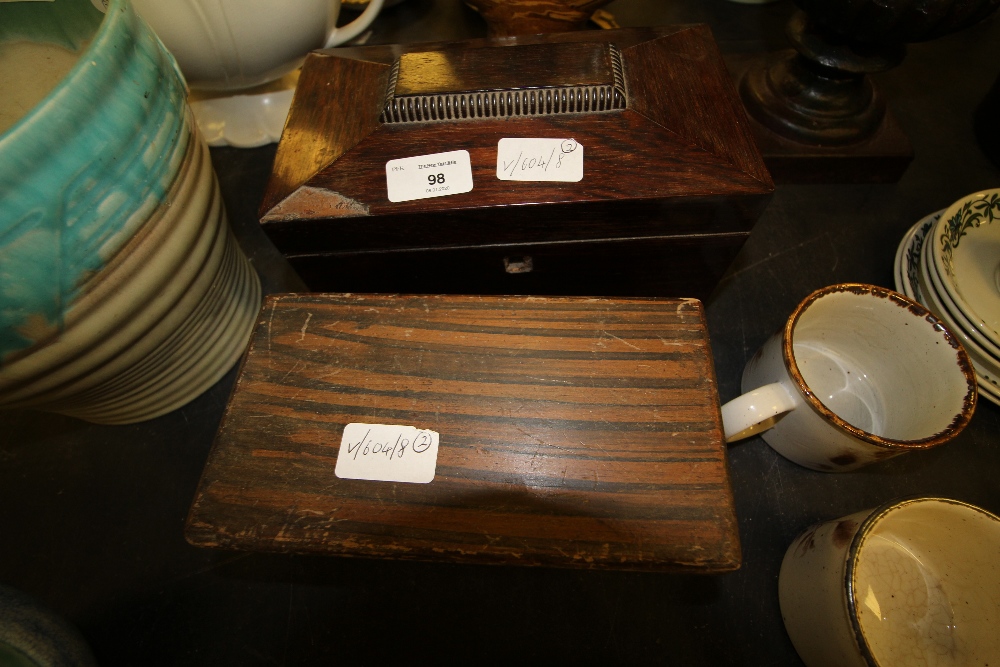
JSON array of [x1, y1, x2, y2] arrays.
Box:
[[894, 188, 1000, 406]]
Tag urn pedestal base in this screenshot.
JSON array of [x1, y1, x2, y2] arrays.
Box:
[[726, 52, 913, 184]]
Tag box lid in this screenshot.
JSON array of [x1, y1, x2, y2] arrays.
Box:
[[259, 26, 772, 253], [185, 293, 741, 572]]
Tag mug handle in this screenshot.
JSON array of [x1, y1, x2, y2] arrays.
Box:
[[325, 0, 387, 48], [721, 382, 798, 443]]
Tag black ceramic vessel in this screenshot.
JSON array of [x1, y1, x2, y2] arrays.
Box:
[[976, 71, 1000, 168], [741, 0, 1000, 146], [0, 584, 97, 667]]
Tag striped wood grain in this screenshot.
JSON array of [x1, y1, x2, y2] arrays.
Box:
[[186, 294, 740, 571]]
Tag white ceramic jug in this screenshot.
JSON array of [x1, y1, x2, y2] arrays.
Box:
[[133, 0, 385, 91]]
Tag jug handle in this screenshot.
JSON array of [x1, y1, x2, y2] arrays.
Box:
[[325, 0, 387, 49]]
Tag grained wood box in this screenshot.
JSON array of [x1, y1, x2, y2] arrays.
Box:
[[259, 26, 773, 300], [185, 293, 741, 572]]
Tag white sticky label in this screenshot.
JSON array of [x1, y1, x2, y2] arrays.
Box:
[[335, 423, 439, 483], [385, 150, 473, 203], [90, 0, 107, 11], [496, 138, 583, 182]]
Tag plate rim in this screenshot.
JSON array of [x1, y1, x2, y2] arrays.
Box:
[[894, 212, 1000, 405], [930, 188, 1000, 342]]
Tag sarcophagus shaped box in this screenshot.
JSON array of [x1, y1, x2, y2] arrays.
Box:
[[260, 26, 773, 299]]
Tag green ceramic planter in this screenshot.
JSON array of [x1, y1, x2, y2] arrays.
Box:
[[0, 0, 261, 423], [0, 0, 190, 357]]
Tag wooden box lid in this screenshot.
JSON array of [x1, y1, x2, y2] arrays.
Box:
[[185, 294, 741, 572], [259, 26, 772, 256]]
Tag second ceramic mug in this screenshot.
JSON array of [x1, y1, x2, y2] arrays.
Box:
[[779, 497, 1000, 667], [133, 0, 386, 91], [721, 284, 977, 471]]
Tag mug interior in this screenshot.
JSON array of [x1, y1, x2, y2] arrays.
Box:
[[850, 499, 1000, 666], [787, 285, 974, 444]]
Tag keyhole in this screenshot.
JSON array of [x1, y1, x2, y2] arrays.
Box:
[[504, 255, 534, 274]]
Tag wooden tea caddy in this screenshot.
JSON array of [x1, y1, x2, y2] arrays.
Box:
[[260, 26, 773, 300], [186, 293, 741, 571]]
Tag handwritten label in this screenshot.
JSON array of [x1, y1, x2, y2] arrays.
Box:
[[496, 138, 583, 182], [385, 150, 473, 203], [335, 423, 439, 483]]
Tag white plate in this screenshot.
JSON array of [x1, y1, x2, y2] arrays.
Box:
[[980, 372, 1000, 405], [930, 189, 1000, 346], [893, 211, 939, 302], [894, 213, 1000, 406], [187, 70, 299, 148], [919, 226, 1000, 397], [924, 221, 1000, 361]]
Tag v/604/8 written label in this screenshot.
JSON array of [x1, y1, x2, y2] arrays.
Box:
[[496, 138, 583, 182], [385, 150, 474, 203], [335, 422, 440, 484]]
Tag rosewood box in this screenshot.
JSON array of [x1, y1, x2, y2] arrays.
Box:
[[186, 293, 741, 571], [259, 26, 773, 300]]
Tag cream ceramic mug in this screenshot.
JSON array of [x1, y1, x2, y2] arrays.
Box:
[[779, 497, 1000, 667], [132, 0, 385, 91], [721, 284, 977, 471]]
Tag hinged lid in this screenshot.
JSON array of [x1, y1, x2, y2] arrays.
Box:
[[259, 26, 772, 248], [186, 293, 741, 571]]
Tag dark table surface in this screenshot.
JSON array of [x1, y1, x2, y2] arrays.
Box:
[[2, 1, 999, 665]]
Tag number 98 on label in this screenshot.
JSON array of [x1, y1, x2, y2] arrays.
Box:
[[385, 150, 474, 203]]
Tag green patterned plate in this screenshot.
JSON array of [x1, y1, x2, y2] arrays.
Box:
[[894, 211, 1000, 406], [930, 188, 1000, 346]]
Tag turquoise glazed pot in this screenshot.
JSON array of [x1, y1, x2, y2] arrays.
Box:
[[0, 0, 188, 357], [0, 0, 261, 423], [0, 583, 97, 667]]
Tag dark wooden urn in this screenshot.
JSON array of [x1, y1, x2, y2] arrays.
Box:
[[463, 0, 614, 37], [260, 26, 773, 300], [733, 0, 1000, 183]]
